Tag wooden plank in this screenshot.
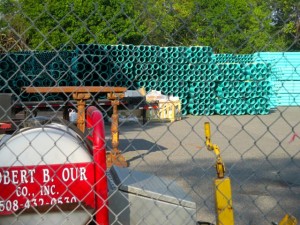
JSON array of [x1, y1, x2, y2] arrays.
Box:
[[22, 86, 127, 93]]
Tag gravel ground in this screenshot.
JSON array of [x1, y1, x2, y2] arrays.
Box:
[[108, 106, 300, 225]]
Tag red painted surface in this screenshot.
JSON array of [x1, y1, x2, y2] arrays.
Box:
[[86, 106, 109, 225], [0, 106, 108, 224], [0, 163, 95, 215], [0, 123, 12, 130]]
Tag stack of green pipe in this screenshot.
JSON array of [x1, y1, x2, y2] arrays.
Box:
[[107, 45, 135, 87], [0, 45, 274, 115], [72, 44, 111, 86], [133, 45, 160, 92], [214, 61, 272, 115], [214, 54, 254, 63]]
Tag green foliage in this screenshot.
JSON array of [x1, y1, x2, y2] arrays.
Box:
[[0, 0, 297, 52], [270, 0, 300, 50]]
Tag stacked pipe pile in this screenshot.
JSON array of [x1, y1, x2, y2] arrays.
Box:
[[213, 55, 273, 115], [154, 46, 215, 116], [0, 50, 74, 101], [0, 45, 275, 115], [254, 52, 300, 106]]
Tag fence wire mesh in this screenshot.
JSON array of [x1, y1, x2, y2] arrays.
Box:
[[0, 1, 300, 225]]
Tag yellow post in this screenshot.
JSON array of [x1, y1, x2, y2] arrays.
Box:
[[215, 178, 234, 225], [278, 214, 297, 225], [204, 122, 234, 225]]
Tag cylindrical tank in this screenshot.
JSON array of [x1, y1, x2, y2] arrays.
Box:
[[0, 119, 94, 225]]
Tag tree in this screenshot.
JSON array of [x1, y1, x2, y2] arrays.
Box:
[[270, 0, 300, 51], [0, 0, 145, 50], [189, 0, 286, 53], [0, 0, 29, 52], [0, 0, 291, 52]]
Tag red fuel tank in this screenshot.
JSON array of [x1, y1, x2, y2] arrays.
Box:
[[0, 107, 108, 225]]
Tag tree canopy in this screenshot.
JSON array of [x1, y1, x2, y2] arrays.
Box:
[[0, 0, 298, 53]]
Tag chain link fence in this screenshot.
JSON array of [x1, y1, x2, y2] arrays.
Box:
[[0, 1, 300, 225]]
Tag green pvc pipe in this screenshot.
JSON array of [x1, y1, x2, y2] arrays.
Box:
[[208, 82, 216, 88], [197, 104, 205, 111], [246, 108, 257, 115], [160, 75, 168, 82], [258, 98, 267, 105], [171, 52, 179, 59], [201, 56, 210, 64], [176, 57, 185, 64], [172, 86, 180, 93], [133, 51, 140, 58], [189, 57, 197, 64], [216, 86, 226, 92], [122, 50, 130, 57], [166, 80, 174, 88], [215, 103, 226, 112], [196, 51, 203, 58], [215, 74, 223, 82], [208, 92, 216, 99], [140, 74, 148, 81], [136, 81, 146, 87], [228, 86, 235, 94], [199, 92, 206, 99], [181, 98, 188, 105], [152, 74, 159, 81], [92, 80, 102, 86], [51, 70, 61, 79], [125, 62, 134, 69], [235, 98, 243, 105], [51, 62, 61, 70], [166, 58, 173, 64], [259, 109, 269, 115], [114, 80, 124, 86], [175, 92, 185, 99], [138, 57, 147, 63], [176, 69, 184, 77], [161, 86, 168, 94], [147, 68, 155, 75], [246, 98, 256, 105], [144, 50, 151, 58], [152, 63, 160, 70], [218, 92, 230, 98], [189, 108, 199, 115], [0, 60, 10, 72], [116, 45, 124, 51], [203, 87, 211, 94], [232, 81, 240, 88], [181, 64, 189, 72], [181, 108, 187, 116], [121, 67, 129, 74], [186, 75, 194, 82], [135, 69, 143, 76], [75, 62, 86, 73], [189, 86, 201, 93], [194, 82, 206, 89], [57, 79, 68, 86], [149, 80, 157, 87]]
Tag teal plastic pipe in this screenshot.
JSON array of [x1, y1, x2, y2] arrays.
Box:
[[199, 92, 206, 99], [152, 74, 159, 81], [189, 86, 201, 94], [189, 108, 199, 115], [172, 74, 180, 82], [142, 74, 151, 81]]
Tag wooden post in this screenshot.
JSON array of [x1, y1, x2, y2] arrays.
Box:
[[107, 95, 128, 168], [72, 92, 91, 133]]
